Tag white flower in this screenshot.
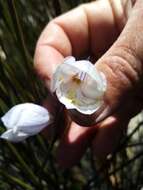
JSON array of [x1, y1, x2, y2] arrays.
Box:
[[51, 56, 107, 115], [1, 103, 52, 142]]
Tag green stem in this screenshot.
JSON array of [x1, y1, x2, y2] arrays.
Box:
[[0, 170, 33, 190], [36, 135, 48, 153], [11, 0, 32, 65], [7, 142, 39, 185]]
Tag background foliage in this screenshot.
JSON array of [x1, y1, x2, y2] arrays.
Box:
[[0, 0, 143, 189]]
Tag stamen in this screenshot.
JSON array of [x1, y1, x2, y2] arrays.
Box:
[[72, 72, 86, 84], [78, 71, 86, 81]]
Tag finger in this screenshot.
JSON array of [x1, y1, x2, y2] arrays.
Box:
[[92, 115, 129, 159], [41, 96, 68, 140], [56, 122, 97, 168], [70, 0, 143, 126], [56, 113, 129, 168], [34, 6, 87, 81], [95, 0, 143, 121], [34, 0, 122, 81]]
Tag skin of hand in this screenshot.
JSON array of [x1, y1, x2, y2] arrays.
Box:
[[34, 0, 143, 168]]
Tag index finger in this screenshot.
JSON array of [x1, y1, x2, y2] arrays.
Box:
[[34, 5, 89, 81], [34, 0, 117, 81]]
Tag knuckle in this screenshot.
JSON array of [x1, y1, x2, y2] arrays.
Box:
[[106, 44, 142, 87], [96, 44, 143, 108]]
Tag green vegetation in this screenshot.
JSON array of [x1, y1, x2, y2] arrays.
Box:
[[0, 0, 143, 189]]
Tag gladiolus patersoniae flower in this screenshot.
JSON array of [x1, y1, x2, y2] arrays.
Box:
[[51, 56, 106, 115]]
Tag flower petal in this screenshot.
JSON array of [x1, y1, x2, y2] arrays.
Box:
[[0, 129, 28, 142], [51, 58, 77, 92], [51, 57, 107, 115], [13, 104, 51, 133], [1, 105, 25, 129]]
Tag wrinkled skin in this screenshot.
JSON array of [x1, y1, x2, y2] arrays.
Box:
[[34, 0, 143, 168]]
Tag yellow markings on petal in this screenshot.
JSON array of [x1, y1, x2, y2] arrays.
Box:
[[58, 75, 64, 82], [71, 98, 80, 105], [67, 89, 76, 100], [66, 89, 80, 105], [72, 77, 81, 84], [72, 74, 82, 85]]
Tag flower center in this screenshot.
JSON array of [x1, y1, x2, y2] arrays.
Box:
[[72, 71, 86, 84]]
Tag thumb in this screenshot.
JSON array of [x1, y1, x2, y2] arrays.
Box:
[[71, 0, 143, 126]]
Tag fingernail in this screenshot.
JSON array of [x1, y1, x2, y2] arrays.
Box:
[[95, 106, 112, 124]]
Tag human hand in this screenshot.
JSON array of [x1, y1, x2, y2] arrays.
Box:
[[34, 0, 143, 168]]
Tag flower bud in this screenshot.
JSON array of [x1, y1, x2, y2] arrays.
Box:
[[1, 103, 52, 142]]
